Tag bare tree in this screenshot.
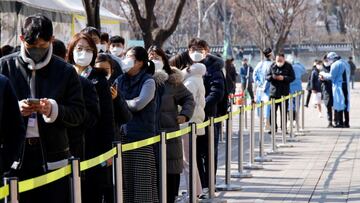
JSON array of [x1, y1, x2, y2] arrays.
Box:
[[126, 0, 186, 49], [82, 0, 101, 29], [235, 0, 307, 54]]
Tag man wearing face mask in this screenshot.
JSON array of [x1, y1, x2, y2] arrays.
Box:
[[266, 52, 295, 132], [240, 58, 254, 102], [0, 14, 84, 202], [180, 38, 225, 195], [320, 56, 334, 127]]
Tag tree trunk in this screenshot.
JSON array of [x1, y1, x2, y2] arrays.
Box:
[[197, 0, 203, 38], [82, 0, 101, 30]]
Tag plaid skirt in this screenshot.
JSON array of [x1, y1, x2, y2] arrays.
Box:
[[123, 144, 159, 203]]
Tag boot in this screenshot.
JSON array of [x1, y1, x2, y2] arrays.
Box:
[[334, 111, 344, 128], [344, 111, 350, 128]]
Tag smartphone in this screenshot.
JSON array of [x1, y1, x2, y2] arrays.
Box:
[[27, 98, 40, 105]]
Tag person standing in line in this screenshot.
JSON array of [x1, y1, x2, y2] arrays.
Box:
[[225, 58, 237, 95], [348, 56, 356, 89], [0, 74, 26, 177], [253, 48, 273, 131], [305, 60, 318, 107], [116, 46, 159, 203], [319, 56, 334, 128], [266, 52, 295, 132], [149, 46, 195, 203], [240, 58, 254, 103], [0, 14, 85, 203], [310, 60, 323, 117]]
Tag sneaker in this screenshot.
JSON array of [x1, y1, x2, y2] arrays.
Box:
[[174, 192, 189, 203], [199, 188, 209, 200]]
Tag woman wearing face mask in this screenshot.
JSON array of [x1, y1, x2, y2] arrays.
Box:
[[311, 61, 323, 117], [169, 54, 206, 200], [67, 32, 116, 203], [148, 45, 195, 203], [95, 53, 132, 141], [116, 46, 159, 203]]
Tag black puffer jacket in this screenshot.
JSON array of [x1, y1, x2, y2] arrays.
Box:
[[154, 68, 195, 174], [0, 53, 85, 163], [202, 54, 225, 117], [266, 62, 295, 98], [321, 65, 333, 107]]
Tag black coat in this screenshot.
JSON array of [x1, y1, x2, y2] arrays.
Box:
[[202, 54, 226, 117], [0, 53, 85, 163], [310, 69, 321, 92], [68, 77, 100, 160], [85, 69, 115, 158], [266, 62, 295, 98], [0, 74, 25, 174], [321, 65, 333, 107]]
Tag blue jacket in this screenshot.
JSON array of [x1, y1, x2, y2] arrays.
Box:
[[202, 54, 225, 117], [117, 70, 156, 142], [290, 62, 306, 94], [253, 59, 273, 98], [240, 65, 254, 84], [324, 59, 350, 111]]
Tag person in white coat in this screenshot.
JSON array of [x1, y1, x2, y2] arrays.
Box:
[[170, 55, 206, 199]]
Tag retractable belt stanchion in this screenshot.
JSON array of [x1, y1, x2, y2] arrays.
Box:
[[267, 98, 283, 155], [3, 177, 18, 203], [287, 94, 298, 142], [160, 132, 167, 203], [216, 111, 242, 191], [299, 90, 309, 134], [219, 121, 226, 144], [277, 96, 294, 148], [70, 158, 81, 203], [189, 123, 197, 203], [255, 102, 272, 162], [201, 117, 226, 203], [244, 103, 263, 170], [113, 142, 123, 203], [232, 106, 253, 178], [244, 97, 248, 133], [294, 91, 303, 136]]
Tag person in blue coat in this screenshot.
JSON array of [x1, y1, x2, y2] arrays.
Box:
[[253, 48, 273, 130], [287, 55, 306, 125], [320, 52, 350, 128]]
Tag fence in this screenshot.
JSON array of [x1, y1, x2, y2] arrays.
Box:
[[0, 90, 306, 203]]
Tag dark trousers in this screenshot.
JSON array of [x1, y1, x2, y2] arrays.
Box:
[[305, 90, 312, 106], [19, 143, 70, 203], [241, 83, 254, 101], [167, 173, 180, 203], [326, 105, 333, 124], [343, 84, 350, 126], [269, 97, 288, 131], [196, 123, 219, 189], [83, 165, 114, 203]]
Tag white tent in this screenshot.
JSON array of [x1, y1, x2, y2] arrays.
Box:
[[0, 0, 130, 46]]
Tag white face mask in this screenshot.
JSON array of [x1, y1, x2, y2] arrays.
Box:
[[189, 51, 205, 62], [96, 44, 106, 53], [110, 47, 123, 56], [276, 62, 285, 67], [73, 50, 93, 67], [316, 65, 323, 70], [323, 62, 330, 67], [121, 58, 135, 73], [152, 60, 164, 72]]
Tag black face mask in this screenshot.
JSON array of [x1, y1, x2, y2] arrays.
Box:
[[26, 47, 49, 63]]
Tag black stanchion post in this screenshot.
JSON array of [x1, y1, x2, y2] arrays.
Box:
[[189, 122, 197, 203], [244, 103, 263, 170], [113, 142, 123, 203], [216, 111, 242, 191], [232, 106, 253, 178], [255, 102, 272, 162], [3, 177, 18, 203], [70, 158, 82, 203], [160, 132, 167, 203]]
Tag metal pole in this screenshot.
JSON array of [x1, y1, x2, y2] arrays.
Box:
[[287, 95, 298, 142], [219, 121, 225, 144], [255, 102, 272, 162], [189, 123, 197, 203], [295, 92, 301, 135], [113, 142, 123, 203], [267, 98, 283, 155], [244, 97, 248, 132], [201, 118, 227, 203], [217, 111, 242, 191], [300, 90, 309, 134], [244, 103, 263, 170], [232, 106, 252, 178], [70, 158, 81, 203], [277, 96, 293, 148], [3, 177, 18, 203], [160, 132, 167, 203]]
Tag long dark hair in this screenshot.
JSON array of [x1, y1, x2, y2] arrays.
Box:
[[127, 46, 155, 75], [148, 45, 173, 75]]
